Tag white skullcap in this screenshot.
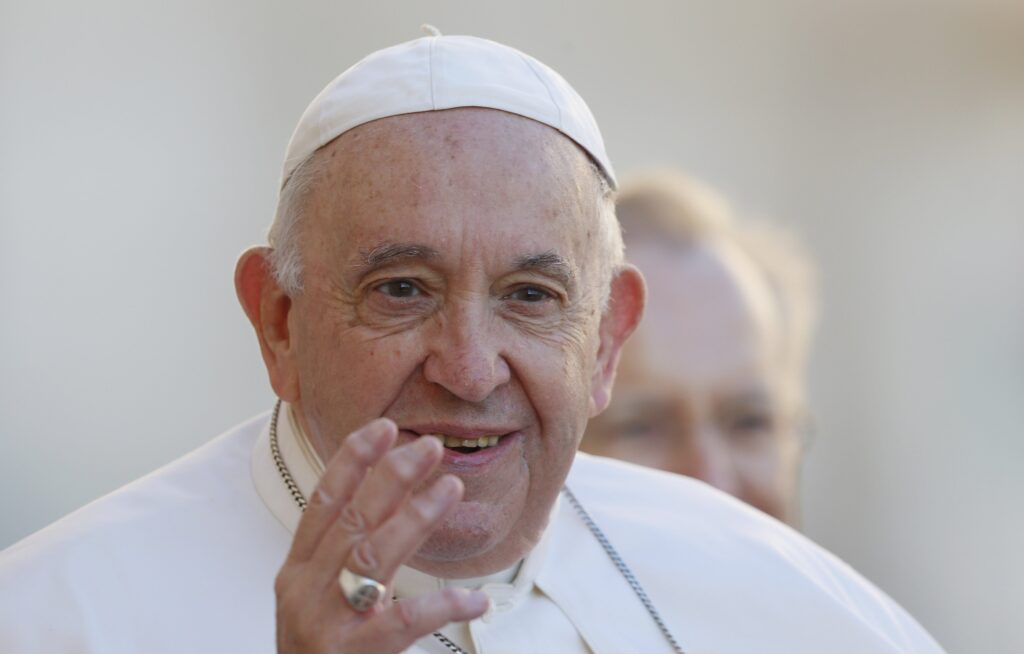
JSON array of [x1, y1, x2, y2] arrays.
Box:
[[278, 29, 616, 192]]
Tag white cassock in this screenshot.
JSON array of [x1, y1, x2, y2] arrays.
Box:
[[0, 406, 944, 653]]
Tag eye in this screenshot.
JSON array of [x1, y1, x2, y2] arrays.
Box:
[[375, 279, 421, 298], [506, 286, 553, 302], [618, 418, 659, 438], [729, 413, 774, 437]]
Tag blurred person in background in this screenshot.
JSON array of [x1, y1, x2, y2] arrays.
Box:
[[582, 171, 816, 525]]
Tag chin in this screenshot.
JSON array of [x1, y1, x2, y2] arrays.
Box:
[[421, 501, 507, 557]]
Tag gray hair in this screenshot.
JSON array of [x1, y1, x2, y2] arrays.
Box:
[[588, 162, 623, 310], [266, 151, 623, 306], [267, 152, 331, 295]]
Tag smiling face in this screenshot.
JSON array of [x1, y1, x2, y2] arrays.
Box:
[[582, 238, 802, 523], [270, 108, 636, 576]]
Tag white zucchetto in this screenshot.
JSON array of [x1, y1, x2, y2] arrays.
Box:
[[277, 30, 615, 195]]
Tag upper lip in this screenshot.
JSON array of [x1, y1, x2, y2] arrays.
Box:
[[402, 425, 519, 438]]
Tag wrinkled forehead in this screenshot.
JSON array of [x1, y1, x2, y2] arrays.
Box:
[[305, 108, 603, 262]]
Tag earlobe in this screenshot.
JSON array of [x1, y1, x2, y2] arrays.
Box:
[[234, 247, 300, 401], [589, 265, 646, 417]]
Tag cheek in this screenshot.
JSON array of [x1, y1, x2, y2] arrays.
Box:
[[733, 443, 788, 497], [336, 340, 419, 398], [521, 341, 593, 425], [502, 338, 592, 473], [298, 316, 423, 429]]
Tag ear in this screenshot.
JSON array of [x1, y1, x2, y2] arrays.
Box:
[[589, 264, 646, 417], [234, 247, 300, 402]]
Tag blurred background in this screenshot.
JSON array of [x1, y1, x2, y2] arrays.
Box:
[[2, 1, 1022, 651]]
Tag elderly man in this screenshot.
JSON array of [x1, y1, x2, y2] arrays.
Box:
[[582, 172, 815, 524], [0, 31, 942, 653]]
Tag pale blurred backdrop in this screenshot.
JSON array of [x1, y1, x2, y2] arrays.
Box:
[[2, 1, 1022, 651]]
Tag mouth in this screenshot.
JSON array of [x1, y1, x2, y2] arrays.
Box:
[[422, 433, 504, 454], [399, 427, 519, 467]]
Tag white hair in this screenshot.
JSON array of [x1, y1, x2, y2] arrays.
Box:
[[584, 161, 623, 310], [266, 150, 623, 307], [266, 152, 331, 295]]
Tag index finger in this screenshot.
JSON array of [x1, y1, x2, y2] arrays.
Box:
[[287, 418, 397, 563]]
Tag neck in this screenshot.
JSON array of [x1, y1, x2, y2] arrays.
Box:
[[288, 399, 337, 467]]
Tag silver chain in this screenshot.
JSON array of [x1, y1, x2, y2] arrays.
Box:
[[269, 400, 686, 654], [430, 631, 466, 653], [560, 485, 686, 653], [269, 401, 308, 511]]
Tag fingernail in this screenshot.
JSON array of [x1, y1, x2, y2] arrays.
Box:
[[415, 434, 443, 454], [431, 475, 460, 501], [348, 419, 394, 456], [413, 480, 457, 521], [463, 589, 489, 612], [394, 436, 439, 467], [451, 587, 489, 611], [360, 418, 391, 440]]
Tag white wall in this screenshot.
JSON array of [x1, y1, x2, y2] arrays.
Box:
[[2, 1, 1021, 651]]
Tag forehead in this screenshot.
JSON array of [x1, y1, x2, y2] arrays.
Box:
[[620, 240, 783, 388], [304, 108, 600, 267]]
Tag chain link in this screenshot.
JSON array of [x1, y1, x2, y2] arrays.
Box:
[[561, 486, 687, 653], [269, 399, 686, 654], [269, 401, 307, 512], [430, 631, 468, 653]]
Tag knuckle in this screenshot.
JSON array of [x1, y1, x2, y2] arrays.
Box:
[[394, 599, 420, 631], [339, 425, 387, 466], [341, 431, 377, 466], [275, 585, 302, 615], [307, 486, 331, 507], [384, 451, 419, 485], [350, 538, 381, 573], [443, 587, 474, 612], [274, 568, 292, 599], [337, 504, 369, 535], [408, 496, 437, 525]]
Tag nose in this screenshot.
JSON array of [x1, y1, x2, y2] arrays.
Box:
[[422, 303, 511, 403]]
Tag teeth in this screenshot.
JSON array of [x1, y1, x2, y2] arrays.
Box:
[[428, 434, 503, 449]]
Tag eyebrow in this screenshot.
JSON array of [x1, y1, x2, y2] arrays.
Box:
[[724, 387, 773, 410], [350, 243, 574, 287], [514, 251, 575, 288], [352, 242, 440, 275]]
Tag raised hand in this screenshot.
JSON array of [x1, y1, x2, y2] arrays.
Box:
[[275, 418, 488, 653]]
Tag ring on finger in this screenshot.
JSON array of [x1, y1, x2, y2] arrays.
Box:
[[338, 567, 386, 612]]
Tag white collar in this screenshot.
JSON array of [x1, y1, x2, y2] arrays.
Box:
[[250, 402, 553, 598]]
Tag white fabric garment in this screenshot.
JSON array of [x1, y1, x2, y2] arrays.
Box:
[[0, 409, 945, 653]]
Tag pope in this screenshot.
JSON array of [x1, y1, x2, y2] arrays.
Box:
[[0, 29, 944, 654]]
